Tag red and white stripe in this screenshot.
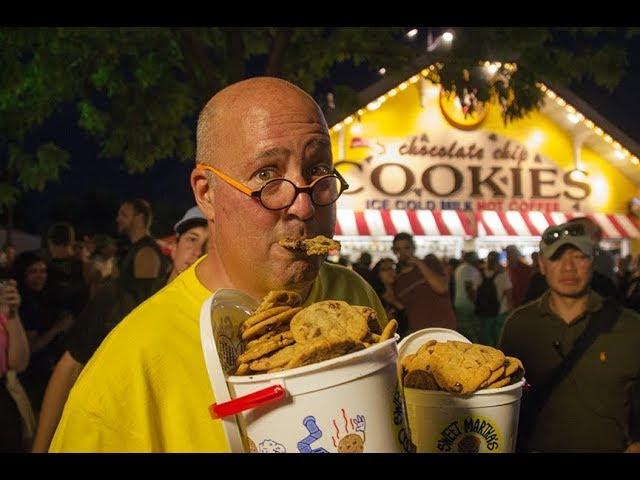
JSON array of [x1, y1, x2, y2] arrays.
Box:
[[335, 209, 474, 236], [335, 209, 640, 239], [476, 210, 640, 238]]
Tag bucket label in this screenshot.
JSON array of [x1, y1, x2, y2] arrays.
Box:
[[249, 410, 370, 453], [393, 386, 415, 453], [293, 409, 367, 453], [330, 409, 366, 453], [436, 415, 502, 453]]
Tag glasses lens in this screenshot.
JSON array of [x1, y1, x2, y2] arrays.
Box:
[[260, 179, 296, 210], [311, 175, 341, 206]]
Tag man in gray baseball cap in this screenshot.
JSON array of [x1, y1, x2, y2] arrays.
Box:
[[499, 218, 640, 452], [538, 220, 596, 261], [168, 206, 208, 282], [173, 206, 207, 237]]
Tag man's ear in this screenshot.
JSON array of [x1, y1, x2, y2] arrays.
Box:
[[191, 168, 215, 222], [538, 256, 546, 275]]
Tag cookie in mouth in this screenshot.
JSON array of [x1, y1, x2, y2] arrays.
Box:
[[278, 235, 341, 256]]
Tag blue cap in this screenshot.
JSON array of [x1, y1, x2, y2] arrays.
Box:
[[174, 206, 207, 235]]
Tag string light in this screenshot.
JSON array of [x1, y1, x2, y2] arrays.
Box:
[[567, 113, 580, 124], [329, 74, 631, 171]]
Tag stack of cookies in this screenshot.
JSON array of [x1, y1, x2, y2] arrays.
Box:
[[234, 290, 398, 376], [401, 340, 524, 395]]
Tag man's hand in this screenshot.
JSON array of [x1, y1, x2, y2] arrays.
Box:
[[405, 255, 424, 270], [0, 279, 21, 316], [405, 255, 449, 296], [353, 415, 366, 434]]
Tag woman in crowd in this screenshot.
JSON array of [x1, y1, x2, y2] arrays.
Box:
[[0, 278, 32, 451], [13, 251, 73, 413]]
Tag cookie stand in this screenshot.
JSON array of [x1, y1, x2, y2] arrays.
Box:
[[398, 328, 526, 453], [200, 290, 408, 453]]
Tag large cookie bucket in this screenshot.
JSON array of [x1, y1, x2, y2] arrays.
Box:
[[199, 289, 409, 453], [398, 328, 525, 453]]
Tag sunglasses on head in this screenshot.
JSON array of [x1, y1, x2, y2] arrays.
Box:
[[541, 223, 586, 245]]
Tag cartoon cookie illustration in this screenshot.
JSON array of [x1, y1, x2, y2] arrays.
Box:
[[331, 409, 366, 453], [457, 434, 481, 453], [338, 433, 364, 453], [259, 439, 286, 453]]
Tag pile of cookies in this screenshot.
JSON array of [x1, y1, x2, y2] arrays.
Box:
[[401, 340, 524, 395], [234, 290, 398, 376]]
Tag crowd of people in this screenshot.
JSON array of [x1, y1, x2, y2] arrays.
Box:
[[1, 76, 638, 453], [337, 217, 640, 348], [0, 201, 209, 452]]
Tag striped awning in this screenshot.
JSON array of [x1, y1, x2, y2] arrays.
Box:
[[476, 210, 640, 239], [336, 209, 474, 237], [335, 209, 640, 239]]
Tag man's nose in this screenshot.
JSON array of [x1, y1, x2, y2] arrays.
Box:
[[286, 191, 315, 221]]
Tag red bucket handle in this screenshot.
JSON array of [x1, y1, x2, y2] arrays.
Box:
[[209, 384, 287, 420]]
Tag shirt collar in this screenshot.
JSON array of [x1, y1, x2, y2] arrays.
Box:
[[538, 289, 603, 318]]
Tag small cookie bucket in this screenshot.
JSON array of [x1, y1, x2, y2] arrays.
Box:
[[398, 328, 525, 453], [199, 289, 409, 453]]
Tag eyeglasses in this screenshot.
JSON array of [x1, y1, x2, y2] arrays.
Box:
[[541, 223, 587, 245], [196, 163, 349, 211]]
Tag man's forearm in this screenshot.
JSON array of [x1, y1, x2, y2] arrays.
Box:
[[32, 351, 84, 453], [415, 263, 448, 295], [6, 314, 30, 372]]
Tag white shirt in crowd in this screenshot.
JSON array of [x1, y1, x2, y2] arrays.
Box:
[[486, 269, 513, 314], [454, 263, 482, 311]]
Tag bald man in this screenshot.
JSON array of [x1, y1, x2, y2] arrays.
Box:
[[49, 78, 387, 452]]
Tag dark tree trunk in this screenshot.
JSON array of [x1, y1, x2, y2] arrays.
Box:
[[265, 28, 294, 77]]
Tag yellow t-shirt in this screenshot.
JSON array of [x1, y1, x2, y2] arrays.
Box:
[[50, 258, 387, 452]]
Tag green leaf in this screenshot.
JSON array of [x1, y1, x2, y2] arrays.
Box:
[[0, 183, 20, 210]]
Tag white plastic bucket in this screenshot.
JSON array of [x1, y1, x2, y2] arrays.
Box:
[[200, 289, 409, 453], [398, 328, 525, 453]]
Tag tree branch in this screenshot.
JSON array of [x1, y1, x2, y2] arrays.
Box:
[[265, 28, 294, 77], [172, 28, 222, 102], [224, 28, 246, 82]]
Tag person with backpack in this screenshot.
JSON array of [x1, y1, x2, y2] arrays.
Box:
[[475, 251, 512, 346]]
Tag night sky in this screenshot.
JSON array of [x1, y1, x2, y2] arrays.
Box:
[[11, 32, 640, 239]]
